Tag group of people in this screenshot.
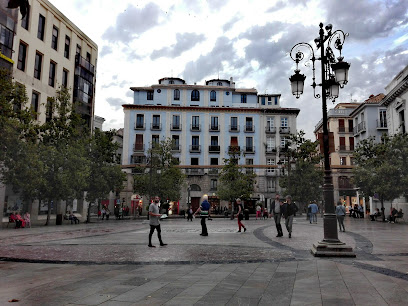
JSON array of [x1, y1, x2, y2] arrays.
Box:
[[255, 205, 269, 220], [98, 206, 111, 220], [348, 204, 364, 218], [388, 207, 404, 223], [9, 212, 30, 228]]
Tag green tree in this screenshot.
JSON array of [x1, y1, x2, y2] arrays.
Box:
[[85, 129, 126, 222], [133, 139, 185, 207], [279, 131, 323, 211], [217, 148, 256, 218], [353, 135, 407, 221]]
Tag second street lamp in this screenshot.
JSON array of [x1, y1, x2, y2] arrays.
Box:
[[289, 22, 355, 257]]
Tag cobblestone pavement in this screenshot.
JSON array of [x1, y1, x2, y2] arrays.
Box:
[[1, 216, 408, 305]]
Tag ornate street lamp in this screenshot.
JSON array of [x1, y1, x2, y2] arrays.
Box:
[[289, 23, 355, 257]]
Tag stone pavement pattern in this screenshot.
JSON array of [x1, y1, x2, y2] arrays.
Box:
[[1, 216, 408, 305]]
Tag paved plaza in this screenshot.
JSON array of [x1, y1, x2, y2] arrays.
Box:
[[1, 215, 408, 305]]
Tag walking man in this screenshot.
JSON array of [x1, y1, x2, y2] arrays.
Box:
[[194, 194, 211, 236], [148, 196, 167, 247], [236, 198, 247, 232], [308, 200, 319, 224], [336, 200, 346, 232], [269, 193, 283, 237], [282, 195, 298, 238]]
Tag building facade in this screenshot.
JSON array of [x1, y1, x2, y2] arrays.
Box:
[[122, 77, 299, 214], [314, 103, 360, 207], [2, 0, 98, 224], [0, 0, 18, 70]]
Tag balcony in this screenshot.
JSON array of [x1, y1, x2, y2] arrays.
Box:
[[358, 121, 366, 133], [265, 170, 277, 176], [266, 187, 276, 193], [228, 146, 240, 153], [131, 155, 146, 164], [208, 168, 220, 175], [338, 145, 353, 152], [353, 126, 359, 136], [376, 119, 387, 130], [265, 126, 276, 134], [244, 125, 255, 132], [190, 124, 201, 132], [209, 145, 220, 153], [244, 146, 255, 154], [151, 123, 161, 131], [134, 123, 146, 130], [170, 124, 182, 131], [265, 147, 277, 154], [209, 124, 220, 132], [190, 145, 201, 153], [171, 145, 181, 153], [229, 125, 240, 132], [279, 127, 290, 134], [339, 182, 354, 189], [133, 143, 145, 152], [75, 54, 95, 74], [186, 168, 204, 176], [338, 126, 346, 133]]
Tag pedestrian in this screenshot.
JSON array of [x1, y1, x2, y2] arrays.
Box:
[[263, 207, 268, 220], [256, 205, 261, 220], [336, 200, 346, 232], [148, 196, 167, 247], [187, 207, 193, 221], [358, 203, 364, 218], [105, 208, 110, 220], [194, 194, 211, 236], [308, 200, 319, 224], [269, 194, 283, 237], [97, 209, 101, 220], [236, 198, 247, 232], [282, 195, 298, 238], [101, 207, 106, 220]]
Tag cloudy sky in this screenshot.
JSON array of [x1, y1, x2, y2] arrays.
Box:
[[49, 0, 408, 139]]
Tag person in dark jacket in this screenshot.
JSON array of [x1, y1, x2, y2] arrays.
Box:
[[281, 195, 298, 238], [194, 194, 210, 236], [269, 193, 283, 237], [236, 198, 247, 232]]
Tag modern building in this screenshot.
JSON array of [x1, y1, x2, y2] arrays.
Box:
[[350, 94, 387, 145], [122, 77, 299, 213], [2, 0, 98, 224], [314, 103, 360, 207]]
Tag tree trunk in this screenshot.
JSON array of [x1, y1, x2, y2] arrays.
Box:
[[230, 200, 234, 220], [45, 200, 52, 226], [86, 201, 92, 223], [381, 198, 385, 222]]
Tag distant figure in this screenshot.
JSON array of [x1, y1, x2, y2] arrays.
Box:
[[282, 195, 298, 238], [69, 212, 79, 224], [263, 208, 268, 220], [148, 196, 167, 247], [370, 208, 381, 221], [101, 207, 106, 220], [269, 193, 283, 237], [105, 208, 110, 220], [236, 198, 247, 233], [388, 207, 398, 223], [187, 207, 193, 221], [308, 201, 319, 224], [335, 201, 346, 232], [194, 194, 211, 236], [23, 212, 31, 228], [256, 205, 262, 220]]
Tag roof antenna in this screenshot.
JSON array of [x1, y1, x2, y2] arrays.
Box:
[[218, 70, 219, 79], [171, 69, 173, 78]]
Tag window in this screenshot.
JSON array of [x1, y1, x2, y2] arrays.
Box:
[[210, 179, 217, 191], [275, 96, 278, 105], [217, 82, 222, 86], [379, 110, 387, 128], [261, 97, 265, 105], [210, 90, 216, 101], [152, 115, 160, 129], [62, 69, 68, 88], [64, 36, 70, 59], [281, 136, 289, 147], [174, 89, 180, 100], [135, 134, 143, 151], [268, 96, 272, 102], [191, 90, 200, 101], [21, 5, 30, 30], [17, 42, 27, 71], [241, 94, 247, 103], [246, 137, 253, 152], [267, 158, 275, 173], [267, 137, 275, 151], [48, 61, 56, 87], [172, 115, 180, 129], [192, 116, 200, 130], [169, 80, 174, 84], [51, 26, 58, 50], [34, 52, 42, 80], [267, 178, 276, 191], [37, 14, 45, 40], [76, 44, 81, 55], [348, 120, 354, 132], [211, 158, 218, 165], [400, 111, 405, 134], [147, 91, 154, 100], [192, 136, 199, 151], [136, 114, 144, 128], [46, 99, 53, 122], [31, 92, 39, 117], [152, 135, 160, 147], [86, 52, 91, 62], [339, 137, 345, 150], [350, 157, 355, 165], [211, 136, 218, 146], [267, 117, 274, 130], [230, 117, 238, 130], [210, 116, 218, 130], [246, 158, 254, 173], [245, 117, 253, 131], [340, 157, 347, 165], [349, 137, 354, 151], [338, 119, 345, 132], [281, 117, 288, 127], [191, 158, 199, 165], [171, 135, 180, 150]]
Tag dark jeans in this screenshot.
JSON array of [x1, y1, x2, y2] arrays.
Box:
[[149, 224, 163, 245], [201, 217, 208, 235]]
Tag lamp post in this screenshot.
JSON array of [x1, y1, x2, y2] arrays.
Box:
[[289, 23, 355, 257]]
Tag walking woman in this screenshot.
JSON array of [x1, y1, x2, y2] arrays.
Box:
[[236, 198, 247, 232], [336, 200, 346, 232]]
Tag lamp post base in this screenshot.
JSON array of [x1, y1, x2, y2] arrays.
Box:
[[311, 241, 356, 257]]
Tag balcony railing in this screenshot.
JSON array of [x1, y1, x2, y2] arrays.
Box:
[[338, 145, 352, 152], [338, 126, 346, 133], [190, 124, 201, 131], [151, 123, 161, 130], [279, 127, 290, 134], [209, 145, 220, 153], [133, 143, 145, 151], [265, 126, 276, 133], [171, 145, 181, 152], [209, 124, 220, 132], [244, 125, 255, 132], [265, 147, 277, 154], [228, 146, 240, 153], [75, 54, 95, 74], [265, 170, 277, 176], [170, 124, 182, 131], [131, 155, 146, 164], [190, 145, 201, 153], [339, 182, 354, 189], [134, 123, 145, 130], [186, 168, 204, 176], [208, 168, 220, 175], [229, 125, 240, 132], [266, 187, 276, 193], [244, 146, 255, 153], [376, 119, 387, 129], [358, 121, 366, 133]]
